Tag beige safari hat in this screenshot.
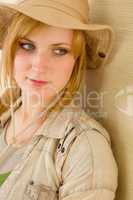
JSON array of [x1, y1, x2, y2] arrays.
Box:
[[0, 0, 114, 69]]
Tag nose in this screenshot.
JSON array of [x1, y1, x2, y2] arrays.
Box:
[[32, 52, 50, 73]]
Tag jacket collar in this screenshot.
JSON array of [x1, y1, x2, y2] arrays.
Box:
[[0, 95, 82, 139]]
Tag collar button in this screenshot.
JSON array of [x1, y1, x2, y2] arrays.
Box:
[[61, 147, 65, 153], [57, 143, 61, 149], [29, 180, 34, 185]]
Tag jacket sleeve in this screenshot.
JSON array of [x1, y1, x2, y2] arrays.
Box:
[[58, 129, 118, 200]]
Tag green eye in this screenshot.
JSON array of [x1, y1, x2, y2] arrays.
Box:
[[53, 48, 69, 56], [19, 42, 34, 50]]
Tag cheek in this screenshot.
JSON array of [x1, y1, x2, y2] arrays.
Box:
[[13, 55, 29, 79], [54, 58, 75, 85]]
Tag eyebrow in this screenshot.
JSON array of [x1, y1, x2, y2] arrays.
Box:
[[19, 37, 71, 47]]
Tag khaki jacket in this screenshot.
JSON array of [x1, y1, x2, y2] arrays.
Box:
[[0, 96, 118, 200]]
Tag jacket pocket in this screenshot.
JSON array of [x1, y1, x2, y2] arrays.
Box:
[[24, 181, 57, 200]]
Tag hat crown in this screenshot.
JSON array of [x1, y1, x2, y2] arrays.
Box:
[[0, 0, 113, 69], [13, 0, 90, 23]]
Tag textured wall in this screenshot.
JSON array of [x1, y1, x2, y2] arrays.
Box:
[[86, 1, 133, 200]]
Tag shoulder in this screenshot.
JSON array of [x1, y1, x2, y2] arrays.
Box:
[[70, 107, 111, 145], [60, 108, 118, 192], [71, 108, 118, 172]]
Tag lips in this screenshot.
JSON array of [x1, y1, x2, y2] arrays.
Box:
[[27, 77, 48, 85], [30, 79, 47, 83], [28, 77, 48, 83]]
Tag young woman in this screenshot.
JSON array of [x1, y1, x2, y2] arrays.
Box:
[[0, 0, 118, 199]]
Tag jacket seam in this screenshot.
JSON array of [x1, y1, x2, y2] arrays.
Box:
[[84, 130, 95, 189], [91, 128, 111, 146]]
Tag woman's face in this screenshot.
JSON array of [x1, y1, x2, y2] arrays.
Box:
[[13, 25, 76, 105]]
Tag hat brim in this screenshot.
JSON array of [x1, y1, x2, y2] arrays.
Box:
[[0, 2, 115, 69]]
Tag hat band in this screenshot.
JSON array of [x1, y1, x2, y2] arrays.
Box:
[[19, 0, 89, 23]]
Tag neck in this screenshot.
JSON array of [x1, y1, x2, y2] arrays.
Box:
[[19, 90, 61, 123], [18, 92, 47, 123]]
